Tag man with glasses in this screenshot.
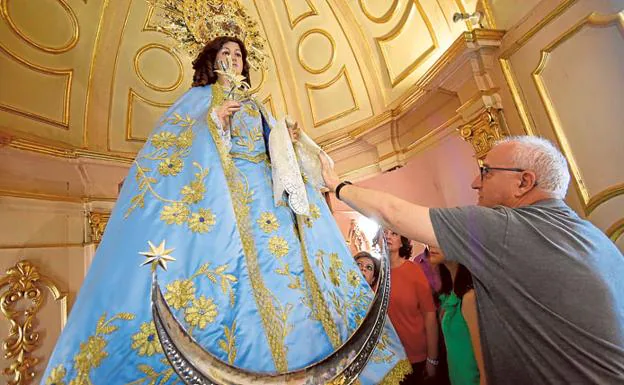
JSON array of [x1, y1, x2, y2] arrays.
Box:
[[319, 135, 624, 384]]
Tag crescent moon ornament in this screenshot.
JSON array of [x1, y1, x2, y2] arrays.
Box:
[[151, 238, 391, 385]]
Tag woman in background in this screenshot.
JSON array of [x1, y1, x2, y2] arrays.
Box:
[[354, 251, 380, 290], [433, 247, 486, 385], [382, 229, 439, 384]]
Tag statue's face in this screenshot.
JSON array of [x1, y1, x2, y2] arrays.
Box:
[[215, 41, 243, 75]]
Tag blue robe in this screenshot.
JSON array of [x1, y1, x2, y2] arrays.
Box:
[[41, 84, 411, 384]]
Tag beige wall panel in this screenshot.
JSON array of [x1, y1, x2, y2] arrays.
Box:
[[489, 0, 542, 30], [535, 21, 624, 204], [298, 29, 334, 73], [3, 0, 77, 51], [615, 234, 624, 250], [265, 0, 374, 138], [283, 0, 318, 27], [377, 2, 437, 86], [499, 1, 623, 245], [0, 197, 84, 246], [0, 50, 70, 128], [590, 195, 624, 235], [124, 89, 171, 143], [0, 150, 87, 197], [306, 67, 358, 128], [0, 0, 106, 147], [350, 0, 469, 103], [134, 44, 184, 92]]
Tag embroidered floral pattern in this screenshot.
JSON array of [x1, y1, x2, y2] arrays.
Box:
[[164, 279, 196, 309], [132, 262, 237, 384], [131, 321, 163, 357], [63, 312, 134, 384], [188, 208, 216, 233], [158, 157, 183, 176], [328, 252, 343, 286], [347, 269, 361, 288], [303, 204, 321, 228], [191, 263, 238, 307], [372, 331, 396, 364], [74, 336, 107, 372], [185, 295, 218, 329], [181, 180, 206, 204], [45, 364, 66, 385], [131, 358, 177, 385], [160, 202, 190, 225], [309, 204, 320, 219], [218, 321, 238, 364], [257, 212, 279, 233], [177, 128, 194, 149], [315, 248, 372, 334], [151, 131, 177, 149], [125, 114, 206, 222], [268, 236, 289, 258]]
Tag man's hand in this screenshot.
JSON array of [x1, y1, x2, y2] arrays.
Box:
[[286, 118, 300, 141], [318, 152, 340, 192]]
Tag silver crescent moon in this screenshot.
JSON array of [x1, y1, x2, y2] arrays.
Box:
[[151, 241, 391, 385]]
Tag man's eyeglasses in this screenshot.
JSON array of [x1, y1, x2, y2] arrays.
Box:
[[357, 262, 374, 272], [479, 165, 525, 181]]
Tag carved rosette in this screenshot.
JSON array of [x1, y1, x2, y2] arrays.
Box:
[[87, 212, 111, 244], [0, 261, 66, 385], [458, 107, 508, 159]]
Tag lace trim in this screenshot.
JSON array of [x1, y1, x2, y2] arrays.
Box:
[[268, 117, 310, 215], [294, 132, 328, 190], [209, 108, 232, 152]]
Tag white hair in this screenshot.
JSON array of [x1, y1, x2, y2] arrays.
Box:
[[495, 136, 570, 199]]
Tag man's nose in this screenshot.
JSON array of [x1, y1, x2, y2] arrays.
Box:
[[471, 174, 481, 190]]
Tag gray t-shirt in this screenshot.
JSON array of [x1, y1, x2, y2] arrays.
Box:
[[430, 199, 624, 384]]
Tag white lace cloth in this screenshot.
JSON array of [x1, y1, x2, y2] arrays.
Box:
[[268, 118, 311, 215]]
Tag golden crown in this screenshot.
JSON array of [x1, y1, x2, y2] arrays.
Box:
[[148, 0, 269, 70]]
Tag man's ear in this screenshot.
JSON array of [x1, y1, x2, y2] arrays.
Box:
[[517, 171, 537, 195]]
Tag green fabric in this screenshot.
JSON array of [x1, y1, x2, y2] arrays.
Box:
[[440, 292, 480, 385]]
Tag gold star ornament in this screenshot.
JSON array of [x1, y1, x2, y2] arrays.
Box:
[[139, 240, 176, 271]]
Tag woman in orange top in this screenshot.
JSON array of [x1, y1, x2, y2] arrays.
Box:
[[383, 229, 439, 384]]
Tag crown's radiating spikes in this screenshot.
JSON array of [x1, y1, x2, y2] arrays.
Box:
[[148, 0, 269, 70]]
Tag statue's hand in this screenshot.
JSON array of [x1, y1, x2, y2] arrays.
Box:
[[215, 100, 241, 128]]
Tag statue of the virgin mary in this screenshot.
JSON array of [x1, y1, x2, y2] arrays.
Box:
[[41, 1, 411, 384]]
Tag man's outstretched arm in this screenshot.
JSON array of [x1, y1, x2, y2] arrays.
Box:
[[319, 153, 439, 248]]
